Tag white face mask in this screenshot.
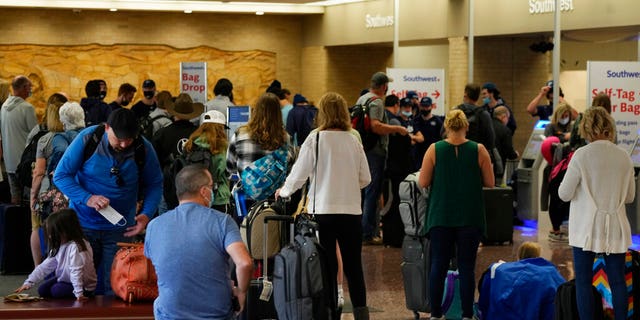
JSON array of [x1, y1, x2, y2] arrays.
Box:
[[559, 117, 570, 125]]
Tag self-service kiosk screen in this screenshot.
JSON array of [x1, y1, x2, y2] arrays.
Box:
[[522, 120, 550, 160], [630, 138, 640, 167]]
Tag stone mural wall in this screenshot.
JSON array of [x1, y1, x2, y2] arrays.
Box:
[[0, 44, 276, 118]]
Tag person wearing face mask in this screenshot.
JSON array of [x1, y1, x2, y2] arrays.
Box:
[[131, 79, 157, 120], [80, 80, 112, 127], [544, 103, 574, 143], [481, 82, 517, 133], [411, 96, 443, 171], [145, 164, 252, 320], [526, 80, 578, 121], [398, 97, 414, 127], [0, 75, 38, 204], [108, 83, 137, 112], [97, 79, 108, 101]]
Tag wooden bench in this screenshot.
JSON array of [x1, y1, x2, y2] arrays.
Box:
[[0, 295, 153, 319]]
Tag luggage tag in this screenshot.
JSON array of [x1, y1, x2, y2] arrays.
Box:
[[259, 279, 273, 301], [98, 205, 127, 226]]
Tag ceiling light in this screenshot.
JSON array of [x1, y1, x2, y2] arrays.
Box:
[[109, 8, 117, 12], [256, 11, 264, 15], [184, 9, 192, 13]]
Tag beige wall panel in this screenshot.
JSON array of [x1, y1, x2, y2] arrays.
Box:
[[303, 0, 394, 47], [300, 46, 329, 104], [0, 8, 302, 105], [474, 0, 640, 36], [398, 0, 450, 40]]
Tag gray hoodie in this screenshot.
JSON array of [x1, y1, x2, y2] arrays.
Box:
[[0, 95, 38, 172]]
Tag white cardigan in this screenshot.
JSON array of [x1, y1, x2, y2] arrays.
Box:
[[279, 130, 371, 214], [558, 140, 635, 254]]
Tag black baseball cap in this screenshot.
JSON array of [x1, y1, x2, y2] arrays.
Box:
[[142, 79, 156, 89], [107, 108, 139, 139]]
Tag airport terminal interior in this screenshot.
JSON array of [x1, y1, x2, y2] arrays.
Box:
[[1, 0, 640, 319]]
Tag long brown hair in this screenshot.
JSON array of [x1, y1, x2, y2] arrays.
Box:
[[44, 209, 89, 257], [184, 122, 228, 154], [316, 92, 351, 131], [242, 93, 287, 150]]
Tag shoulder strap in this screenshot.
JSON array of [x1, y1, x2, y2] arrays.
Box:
[[83, 124, 106, 162]]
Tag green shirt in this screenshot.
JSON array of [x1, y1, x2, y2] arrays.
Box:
[[426, 140, 486, 235]]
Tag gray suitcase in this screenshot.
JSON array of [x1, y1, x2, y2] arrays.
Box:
[[401, 235, 431, 319]]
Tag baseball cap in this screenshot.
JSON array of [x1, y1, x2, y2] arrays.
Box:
[[482, 82, 497, 91], [371, 72, 393, 87], [406, 91, 419, 99], [142, 79, 156, 89], [202, 110, 229, 128], [400, 97, 412, 107], [107, 108, 139, 139], [420, 96, 433, 107]]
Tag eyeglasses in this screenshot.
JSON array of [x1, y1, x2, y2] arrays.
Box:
[[110, 167, 125, 187]]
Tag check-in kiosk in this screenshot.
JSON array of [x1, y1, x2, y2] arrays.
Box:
[[626, 138, 640, 234], [517, 120, 549, 221]]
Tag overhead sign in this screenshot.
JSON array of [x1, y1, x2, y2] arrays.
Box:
[[587, 61, 640, 154], [365, 14, 393, 28], [180, 62, 207, 103], [386, 68, 446, 116], [528, 0, 574, 14]]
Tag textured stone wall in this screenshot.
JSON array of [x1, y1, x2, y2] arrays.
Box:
[[0, 44, 275, 118]]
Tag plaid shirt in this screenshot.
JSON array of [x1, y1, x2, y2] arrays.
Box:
[[226, 129, 295, 175]]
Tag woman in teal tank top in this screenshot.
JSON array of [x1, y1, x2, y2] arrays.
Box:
[[418, 109, 494, 320]]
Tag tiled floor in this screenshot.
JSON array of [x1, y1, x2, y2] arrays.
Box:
[[2, 213, 637, 319]]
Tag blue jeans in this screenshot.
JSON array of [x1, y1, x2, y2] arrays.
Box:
[[83, 228, 129, 295], [572, 247, 627, 320], [362, 151, 385, 240], [429, 226, 481, 319]]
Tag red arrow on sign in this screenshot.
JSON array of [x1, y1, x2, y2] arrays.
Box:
[[432, 90, 440, 99]]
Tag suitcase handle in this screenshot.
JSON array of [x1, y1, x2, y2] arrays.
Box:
[[262, 215, 294, 278]]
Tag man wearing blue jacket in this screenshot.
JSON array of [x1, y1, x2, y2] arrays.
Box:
[[54, 108, 163, 295]]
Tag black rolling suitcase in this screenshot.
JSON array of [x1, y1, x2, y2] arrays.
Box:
[[0, 204, 33, 274], [401, 235, 431, 320], [245, 212, 285, 320], [482, 187, 514, 245]]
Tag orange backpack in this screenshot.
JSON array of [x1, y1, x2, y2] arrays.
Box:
[[110, 242, 158, 303]]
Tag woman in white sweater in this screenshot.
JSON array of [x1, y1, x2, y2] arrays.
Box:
[[276, 92, 371, 320], [558, 107, 635, 320]]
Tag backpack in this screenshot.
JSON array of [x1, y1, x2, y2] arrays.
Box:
[[240, 144, 289, 201], [398, 171, 430, 237], [554, 279, 604, 320], [139, 114, 171, 140], [350, 96, 380, 151], [110, 242, 158, 303], [240, 199, 287, 260], [16, 126, 48, 188], [163, 145, 216, 210], [457, 104, 485, 144], [47, 131, 79, 175]]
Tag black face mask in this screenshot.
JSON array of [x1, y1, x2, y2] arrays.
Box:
[[121, 99, 130, 107], [99, 91, 107, 100], [420, 109, 431, 116], [143, 91, 155, 99]]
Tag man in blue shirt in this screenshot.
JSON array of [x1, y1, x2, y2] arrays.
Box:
[[145, 165, 252, 320], [526, 80, 565, 121], [54, 108, 163, 294]]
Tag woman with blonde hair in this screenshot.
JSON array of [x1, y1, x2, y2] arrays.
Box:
[[544, 102, 574, 142], [418, 109, 494, 320], [28, 93, 68, 266], [559, 107, 633, 320], [276, 92, 371, 319], [226, 92, 294, 199], [181, 110, 231, 213]]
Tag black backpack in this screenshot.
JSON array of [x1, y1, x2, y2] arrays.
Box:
[[457, 104, 484, 144], [350, 96, 380, 151], [553, 279, 604, 320], [139, 114, 171, 140], [16, 126, 48, 188], [163, 145, 215, 210]]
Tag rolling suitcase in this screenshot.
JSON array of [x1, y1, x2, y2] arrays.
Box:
[[245, 212, 285, 320], [482, 187, 513, 245], [401, 235, 431, 320], [0, 204, 33, 274]]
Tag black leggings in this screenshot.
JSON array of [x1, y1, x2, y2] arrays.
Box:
[[314, 214, 367, 308], [548, 172, 570, 231]]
